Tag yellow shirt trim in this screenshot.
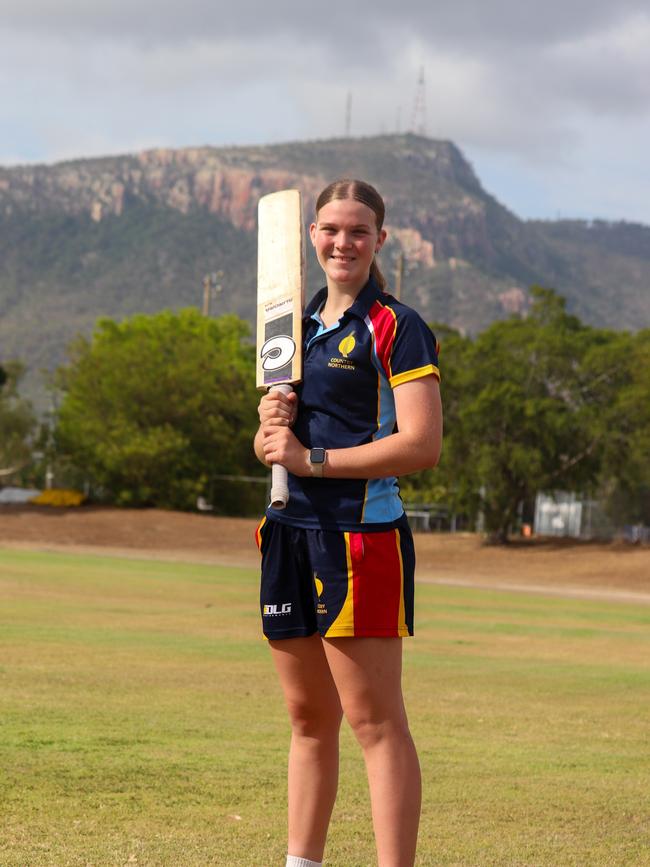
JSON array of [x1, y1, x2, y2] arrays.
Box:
[[390, 364, 440, 388]]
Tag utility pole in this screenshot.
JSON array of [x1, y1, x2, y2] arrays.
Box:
[[202, 271, 223, 316], [394, 252, 405, 301]]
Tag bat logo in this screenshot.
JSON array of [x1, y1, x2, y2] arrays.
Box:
[[260, 335, 296, 371]]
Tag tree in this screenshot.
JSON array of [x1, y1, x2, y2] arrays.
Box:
[[595, 328, 650, 524], [0, 362, 36, 478], [401, 291, 649, 541], [55, 310, 262, 511], [417, 289, 629, 543]]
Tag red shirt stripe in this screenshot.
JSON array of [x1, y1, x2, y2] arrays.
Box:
[[368, 301, 398, 380]]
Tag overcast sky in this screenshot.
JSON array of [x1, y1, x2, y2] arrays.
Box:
[[3, 1, 649, 224]]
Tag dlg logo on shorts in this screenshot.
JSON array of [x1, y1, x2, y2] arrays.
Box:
[[263, 602, 292, 616]]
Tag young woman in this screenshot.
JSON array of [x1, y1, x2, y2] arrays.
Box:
[[254, 179, 442, 867]]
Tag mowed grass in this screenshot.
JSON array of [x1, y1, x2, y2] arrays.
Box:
[[1, 550, 649, 867]]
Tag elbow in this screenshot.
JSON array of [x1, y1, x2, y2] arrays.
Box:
[[422, 448, 441, 471], [420, 435, 442, 471], [407, 438, 441, 473]]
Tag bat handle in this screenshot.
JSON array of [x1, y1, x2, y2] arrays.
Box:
[[269, 383, 293, 509]]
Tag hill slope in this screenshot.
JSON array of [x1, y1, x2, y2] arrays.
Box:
[[1, 134, 648, 406]]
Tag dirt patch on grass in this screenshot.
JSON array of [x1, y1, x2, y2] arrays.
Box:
[[1, 505, 648, 599]]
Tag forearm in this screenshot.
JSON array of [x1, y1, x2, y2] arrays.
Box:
[[324, 377, 442, 478], [258, 376, 442, 480], [324, 429, 441, 479]]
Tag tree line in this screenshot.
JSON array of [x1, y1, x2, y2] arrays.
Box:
[[3, 288, 649, 542]]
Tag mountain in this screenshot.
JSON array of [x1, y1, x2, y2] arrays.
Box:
[[1, 133, 649, 408]]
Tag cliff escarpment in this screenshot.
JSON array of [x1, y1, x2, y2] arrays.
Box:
[[1, 134, 648, 408]]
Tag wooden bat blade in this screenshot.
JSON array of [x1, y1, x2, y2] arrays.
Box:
[[256, 189, 304, 390], [256, 189, 305, 509]]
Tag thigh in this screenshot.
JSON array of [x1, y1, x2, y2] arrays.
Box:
[[269, 635, 342, 727], [322, 637, 408, 728]]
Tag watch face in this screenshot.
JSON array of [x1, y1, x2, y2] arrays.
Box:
[[310, 448, 326, 464]]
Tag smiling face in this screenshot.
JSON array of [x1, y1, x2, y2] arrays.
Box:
[[310, 198, 387, 293]]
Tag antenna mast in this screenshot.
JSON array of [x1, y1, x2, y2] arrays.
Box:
[[411, 66, 427, 136]]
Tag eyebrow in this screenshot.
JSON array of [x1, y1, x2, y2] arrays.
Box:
[[318, 221, 372, 230]]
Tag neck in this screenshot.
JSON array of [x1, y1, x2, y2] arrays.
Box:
[[322, 275, 369, 323]]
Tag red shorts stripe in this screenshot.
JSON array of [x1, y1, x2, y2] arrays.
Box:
[[349, 529, 403, 637]]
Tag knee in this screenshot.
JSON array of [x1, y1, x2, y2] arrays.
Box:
[[286, 698, 342, 740], [346, 710, 411, 751]]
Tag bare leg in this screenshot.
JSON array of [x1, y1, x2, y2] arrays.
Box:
[[322, 638, 421, 867], [269, 635, 343, 862]]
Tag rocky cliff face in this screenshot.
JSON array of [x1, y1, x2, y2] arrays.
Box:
[[0, 136, 501, 271], [1, 134, 648, 410], [1, 148, 319, 230]]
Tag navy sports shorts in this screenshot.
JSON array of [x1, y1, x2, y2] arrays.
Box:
[[254, 515, 415, 640]]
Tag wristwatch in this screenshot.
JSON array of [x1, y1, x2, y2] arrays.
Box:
[[309, 447, 327, 477]]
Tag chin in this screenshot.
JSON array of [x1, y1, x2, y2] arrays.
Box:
[[328, 266, 360, 282]]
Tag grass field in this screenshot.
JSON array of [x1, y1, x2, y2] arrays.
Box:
[[1, 548, 649, 866]]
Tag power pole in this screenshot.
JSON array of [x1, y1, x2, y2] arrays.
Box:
[[202, 271, 223, 316], [394, 252, 405, 301], [411, 66, 427, 136], [345, 91, 352, 137]]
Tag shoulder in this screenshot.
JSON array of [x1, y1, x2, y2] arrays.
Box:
[[375, 295, 436, 339]]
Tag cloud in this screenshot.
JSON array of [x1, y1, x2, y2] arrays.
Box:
[[1, 2, 648, 221], [4, 0, 646, 45]]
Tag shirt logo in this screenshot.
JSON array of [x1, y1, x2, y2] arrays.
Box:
[[338, 333, 356, 357], [329, 332, 357, 371]]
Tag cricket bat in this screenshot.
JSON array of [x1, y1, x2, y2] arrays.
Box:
[[256, 189, 305, 509]]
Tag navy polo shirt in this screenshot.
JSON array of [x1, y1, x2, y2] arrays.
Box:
[[267, 277, 440, 532]]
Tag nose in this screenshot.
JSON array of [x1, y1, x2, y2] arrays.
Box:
[[335, 231, 353, 249]]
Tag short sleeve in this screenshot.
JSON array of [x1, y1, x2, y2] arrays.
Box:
[[388, 307, 440, 388]]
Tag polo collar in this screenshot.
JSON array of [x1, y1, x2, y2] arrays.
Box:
[[303, 277, 383, 323]]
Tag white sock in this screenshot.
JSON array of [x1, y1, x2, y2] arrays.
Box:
[[286, 856, 322, 867]]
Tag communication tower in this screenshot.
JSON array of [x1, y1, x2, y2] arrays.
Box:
[[345, 91, 352, 137], [411, 66, 427, 136]]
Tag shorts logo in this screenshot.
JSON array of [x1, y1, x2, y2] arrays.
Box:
[[314, 573, 327, 616], [263, 602, 292, 616]]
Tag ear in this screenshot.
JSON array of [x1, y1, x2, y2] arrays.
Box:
[[309, 222, 317, 246], [375, 228, 387, 253]]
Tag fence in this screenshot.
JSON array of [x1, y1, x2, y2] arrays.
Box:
[[534, 492, 617, 540]]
